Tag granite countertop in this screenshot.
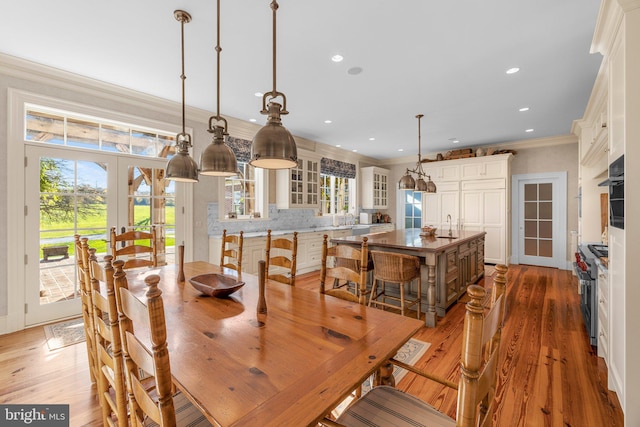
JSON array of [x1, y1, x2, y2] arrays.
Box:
[[213, 223, 392, 239], [331, 228, 486, 252]]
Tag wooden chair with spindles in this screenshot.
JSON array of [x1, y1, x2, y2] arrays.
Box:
[[265, 229, 298, 286], [74, 235, 98, 386], [220, 229, 243, 273], [320, 235, 369, 304], [323, 265, 509, 427], [89, 254, 128, 427], [110, 226, 157, 270], [115, 272, 212, 427]]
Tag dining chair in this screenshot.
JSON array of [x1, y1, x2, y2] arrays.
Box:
[[220, 229, 243, 273], [89, 254, 128, 427], [368, 250, 421, 319], [115, 272, 213, 426], [323, 265, 509, 427], [74, 235, 98, 386], [265, 229, 298, 286], [320, 235, 369, 304], [110, 226, 157, 270]]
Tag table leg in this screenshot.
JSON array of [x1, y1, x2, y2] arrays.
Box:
[[425, 264, 437, 327], [372, 361, 396, 387]]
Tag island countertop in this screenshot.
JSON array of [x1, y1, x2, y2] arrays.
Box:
[[331, 228, 487, 327], [331, 228, 486, 252]]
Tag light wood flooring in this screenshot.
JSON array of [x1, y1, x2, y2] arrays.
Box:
[[0, 264, 623, 426]]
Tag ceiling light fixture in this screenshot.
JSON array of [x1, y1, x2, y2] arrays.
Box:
[[165, 10, 199, 183], [525, 128, 534, 132], [331, 54, 344, 62], [250, 0, 297, 169], [506, 67, 520, 74], [519, 107, 530, 112], [398, 114, 436, 193], [199, 0, 238, 176]]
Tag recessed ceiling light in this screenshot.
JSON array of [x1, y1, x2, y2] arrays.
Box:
[[449, 138, 459, 144], [519, 107, 530, 112], [249, 118, 257, 122], [254, 92, 263, 97], [352, 149, 358, 152], [324, 120, 332, 124], [369, 137, 375, 141], [506, 67, 520, 74], [336, 144, 341, 147], [525, 128, 534, 132], [331, 54, 344, 63], [347, 67, 363, 75], [398, 148, 404, 152]]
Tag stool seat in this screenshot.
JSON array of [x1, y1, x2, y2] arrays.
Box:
[[368, 250, 421, 319]]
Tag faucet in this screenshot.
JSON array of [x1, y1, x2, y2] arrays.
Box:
[[346, 213, 354, 226], [447, 214, 452, 237]]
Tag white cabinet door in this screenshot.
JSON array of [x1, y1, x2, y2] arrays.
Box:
[[361, 166, 389, 209], [462, 188, 506, 264], [276, 155, 320, 209]]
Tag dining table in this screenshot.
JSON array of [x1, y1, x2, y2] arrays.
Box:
[[126, 261, 423, 427]]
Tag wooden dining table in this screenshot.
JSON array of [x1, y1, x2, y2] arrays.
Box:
[[126, 261, 423, 427]]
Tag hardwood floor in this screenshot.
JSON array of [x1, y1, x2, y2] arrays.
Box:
[[0, 265, 623, 426]]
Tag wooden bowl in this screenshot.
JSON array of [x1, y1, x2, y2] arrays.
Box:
[[188, 273, 244, 298]]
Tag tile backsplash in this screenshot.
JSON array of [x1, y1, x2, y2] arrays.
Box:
[[208, 203, 335, 236]]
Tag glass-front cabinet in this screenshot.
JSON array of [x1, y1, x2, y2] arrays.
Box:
[[361, 166, 389, 209], [276, 153, 320, 209]]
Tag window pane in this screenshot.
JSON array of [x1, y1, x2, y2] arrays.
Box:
[[26, 111, 64, 144], [131, 130, 157, 156], [102, 124, 130, 153], [67, 118, 99, 150]]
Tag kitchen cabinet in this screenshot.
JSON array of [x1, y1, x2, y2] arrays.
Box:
[[360, 166, 389, 209], [597, 262, 612, 387], [422, 154, 511, 264], [424, 181, 459, 233], [461, 179, 506, 265], [423, 163, 460, 181], [276, 153, 320, 209]]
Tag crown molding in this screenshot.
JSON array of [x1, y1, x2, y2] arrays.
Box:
[[592, 0, 625, 56]]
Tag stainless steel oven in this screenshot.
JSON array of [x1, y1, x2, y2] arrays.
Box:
[[599, 155, 624, 229], [573, 244, 607, 346]]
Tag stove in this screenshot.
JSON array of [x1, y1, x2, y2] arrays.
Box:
[[574, 243, 607, 346]]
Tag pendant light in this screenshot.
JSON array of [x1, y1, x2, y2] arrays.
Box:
[[249, 0, 298, 169], [166, 10, 199, 183], [199, 0, 238, 176], [398, 114, 436, 193]]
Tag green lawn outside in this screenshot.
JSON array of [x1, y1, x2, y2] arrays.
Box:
[[39, 205, 175, 257]]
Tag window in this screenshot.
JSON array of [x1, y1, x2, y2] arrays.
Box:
[[321, 174, 354, 214], [25, 107, 177, 159], [404, 191, 422, 228], [224, 162, 256, 218]]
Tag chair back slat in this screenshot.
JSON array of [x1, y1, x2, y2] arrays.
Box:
[[220, 229, 243, 273], [265, 230, 298, 286], [320, 235, 369, 304], [110, 226, 157, 269], [75, 235, 98, 385], [89, 255, 128, 427]]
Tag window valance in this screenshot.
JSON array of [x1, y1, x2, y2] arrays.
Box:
[[226, 136, 252, 163], [320, 157, 356, 179]]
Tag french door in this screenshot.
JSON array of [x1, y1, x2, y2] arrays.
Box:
[[24, 145, 179, 325], [511, 172, 567, 268]]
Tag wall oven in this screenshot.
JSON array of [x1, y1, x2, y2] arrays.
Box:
[[573, 243, 607, 346], [599, 155, 624, 229]]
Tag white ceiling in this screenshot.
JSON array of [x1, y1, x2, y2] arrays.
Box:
[[0, 0, 602, 160]]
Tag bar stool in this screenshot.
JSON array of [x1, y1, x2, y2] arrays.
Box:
[[368, 250, 421, 319]]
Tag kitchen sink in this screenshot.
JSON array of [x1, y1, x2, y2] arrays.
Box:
[[351, 225, 370, 236]]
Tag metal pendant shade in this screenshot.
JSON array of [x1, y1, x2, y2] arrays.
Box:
[[398, 114, 436, 193], [250, 0, 297, 170], [166, 10, 199, 183], [251, 102, 297, 169], [199, 0, 239, 177]]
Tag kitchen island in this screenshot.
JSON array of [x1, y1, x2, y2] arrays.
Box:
[[331, 228, 486, 327]]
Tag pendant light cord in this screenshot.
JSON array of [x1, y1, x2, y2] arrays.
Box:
[[215, 0, 222, 121], [271, 1, 278, 98]]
